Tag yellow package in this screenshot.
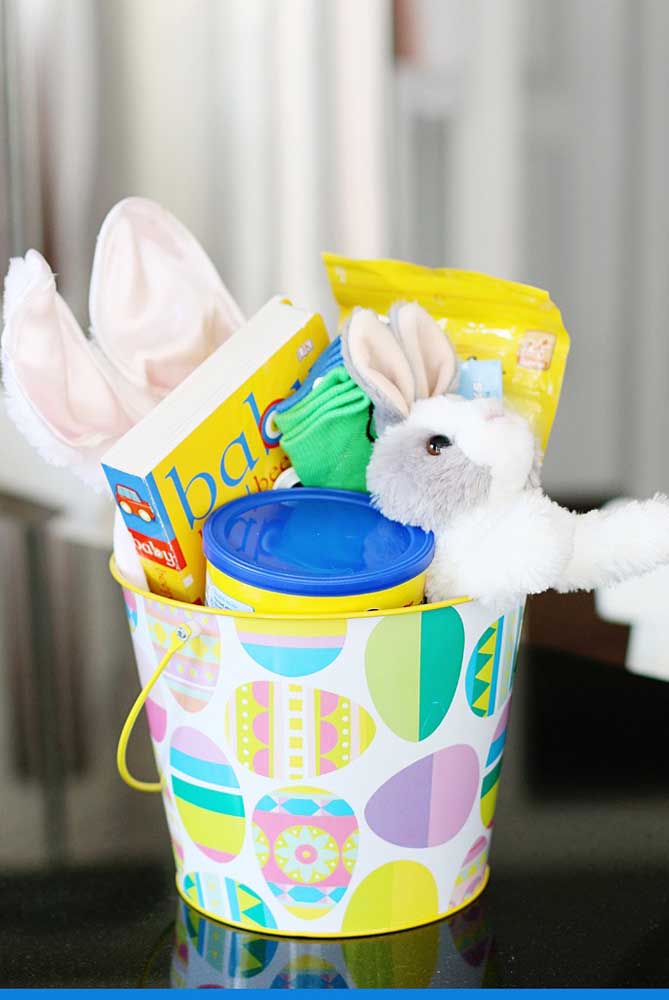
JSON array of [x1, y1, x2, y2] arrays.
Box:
[[323, 254, 570, 452]]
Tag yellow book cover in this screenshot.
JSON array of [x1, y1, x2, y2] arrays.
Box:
[[102, 298, 329, 603]]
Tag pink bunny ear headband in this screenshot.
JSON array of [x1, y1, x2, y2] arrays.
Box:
[[2, 198, 244, 588], [2, 197, 244, 488]]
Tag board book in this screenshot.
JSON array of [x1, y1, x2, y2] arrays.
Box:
[[102, 297, 329, 603]]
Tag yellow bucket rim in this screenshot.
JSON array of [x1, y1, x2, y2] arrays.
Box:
[[174, 865, 490, 940], [110, 555, 472, 622]]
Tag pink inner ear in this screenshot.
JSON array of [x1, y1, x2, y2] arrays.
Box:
[[89, 198, 244, 393], [349, 310, 414, 415], [393, 303, 458, 399], [3, 253, 133, 448]]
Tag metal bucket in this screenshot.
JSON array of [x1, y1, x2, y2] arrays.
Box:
[[114, 558, 522, 938]]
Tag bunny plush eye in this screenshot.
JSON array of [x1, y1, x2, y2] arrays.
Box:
[[426, 434, 452, 456]]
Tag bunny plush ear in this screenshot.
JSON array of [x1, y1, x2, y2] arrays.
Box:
[[2, 250, 134, 486], [89, 197, 245, 397], [341, 307, 415, 433], [388, 301, 459, 399]]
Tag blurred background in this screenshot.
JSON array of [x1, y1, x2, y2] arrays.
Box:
[[2, 1, 669, 986], [3, 0, 669, 503]]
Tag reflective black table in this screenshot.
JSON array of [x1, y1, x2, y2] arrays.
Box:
[[2, 627, 668, 988]]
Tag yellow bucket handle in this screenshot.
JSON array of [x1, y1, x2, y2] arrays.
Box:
[[116, 621, 201, 793]]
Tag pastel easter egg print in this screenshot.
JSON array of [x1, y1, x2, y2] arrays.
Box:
[[342, 861, 439, 936], [183, 872, 277, 932], [184, 902, 277, 979], [365, 606, 464, 741], [466, 606, 523, 717], [271, 956, 348, 989], [235, 617, 346, 678], [145, 699, 167, 744], [170, 727, 245, 862], [365, 745, 479, 848], [161, 768, 185, 872], [342, 919, 439, 988], [146, 599, 220, 712], [253, 786, 358, 921], [225, 681, 375, 779], [123, 588, 138, 631], [480, 700, 511, 828], [131, 637, 167, 743], [449, 836, 489, 910]]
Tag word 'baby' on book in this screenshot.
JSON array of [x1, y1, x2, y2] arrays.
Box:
[[103, 297, 329, 603]]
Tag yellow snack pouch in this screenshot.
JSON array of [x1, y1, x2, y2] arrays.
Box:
[[322, 254, 570, 453]]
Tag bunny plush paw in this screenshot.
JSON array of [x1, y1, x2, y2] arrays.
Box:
[[426, 490, 575, 609], [556, 494, 669, 593]]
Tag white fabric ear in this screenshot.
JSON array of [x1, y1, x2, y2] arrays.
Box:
[[2, 251, 134, 470], [89, 197, 244, 395], [342, 308, 415, 423], [389, 301, 459, 399]]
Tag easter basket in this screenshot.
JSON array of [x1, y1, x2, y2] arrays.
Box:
[[115, 557, 522, 938]]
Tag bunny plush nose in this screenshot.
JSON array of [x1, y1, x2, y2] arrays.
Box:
[[480, 397, 505, 420]]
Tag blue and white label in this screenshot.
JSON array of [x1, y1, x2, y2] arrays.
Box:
[[459, 360, 503, 400], [205, 573, 254, 612]]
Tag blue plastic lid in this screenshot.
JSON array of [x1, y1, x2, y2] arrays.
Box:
[[202, 488, 435, 597]]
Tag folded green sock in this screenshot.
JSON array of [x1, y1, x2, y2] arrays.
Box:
[[275, 366, 374, 492]]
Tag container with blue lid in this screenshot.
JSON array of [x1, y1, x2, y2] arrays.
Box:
[[202, 488, 434, 613]]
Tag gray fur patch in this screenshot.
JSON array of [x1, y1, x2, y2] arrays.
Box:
[[367, 423, 492, 533], [433, 444, 493, 520]]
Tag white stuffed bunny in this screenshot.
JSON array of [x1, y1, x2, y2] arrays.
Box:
[[342, 302, 669, 609]]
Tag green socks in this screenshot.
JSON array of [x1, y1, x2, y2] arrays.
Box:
[[275, 365, 374, 492]]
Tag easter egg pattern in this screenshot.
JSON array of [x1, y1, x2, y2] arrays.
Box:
[[131, 637, 167, 743], [161, 771, 185, 873], [448, 836, 489, 910], [146, 598, 220, 712], [466, 606, 523, 717], [253, 786, 358, 921], [183, 872, 277, 931], [123, 588, 138, 631], [271, 956, 348, 989], [225, 680, 375, 780], [144, 698, 167, 744], [364, 745, 479, 848], [342, 861, 439, 936], [171, 727, 245, 863], [365, 606, 464, 741], [122, 583, 521, 936], [480, 701, 511, 828], [235, 618, 347, 677], [183, 901, 277, 978]]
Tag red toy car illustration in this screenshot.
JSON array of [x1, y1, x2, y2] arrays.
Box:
[[115, 484, 155, 522]]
